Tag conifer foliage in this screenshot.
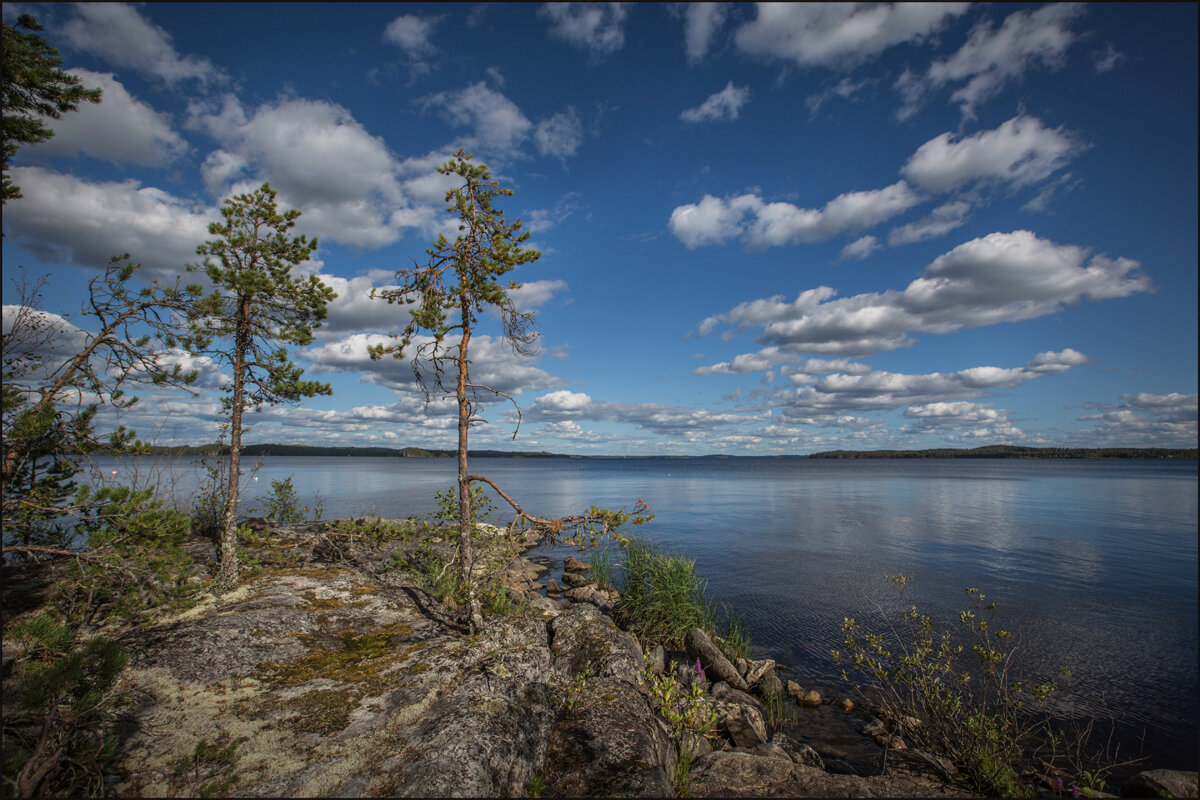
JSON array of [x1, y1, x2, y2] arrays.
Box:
[[1, 14, 101, 203], [186, 184, 336, 592]]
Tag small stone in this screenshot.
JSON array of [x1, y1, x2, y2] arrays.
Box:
[[649, 644, 666, 674], [861, 718, 887, 738], [560, 571, 593, 588], [772, 734, 825, 770], [752, 742, 792, 762], [563, 555, 589, 572], [564, 585, 597, 604], [799, 689, 822, 707], [744, 658, 775, 688], [544, 578, 561, 594], [836, 697, 854, 713], [736, 658, 749, 677], [720, 705, 768, 748], [243, 516, 269, 531], [785, 680, 803, 699]]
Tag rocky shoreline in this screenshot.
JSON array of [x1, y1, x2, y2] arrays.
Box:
[[7, 518, 1195, 798]]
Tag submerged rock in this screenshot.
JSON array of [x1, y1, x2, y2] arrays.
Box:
[[686, 750, 969, 798]]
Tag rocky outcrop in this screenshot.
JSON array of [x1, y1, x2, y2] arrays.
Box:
[[46, 522, 988, 798], [1120, 769, 1198, 798]]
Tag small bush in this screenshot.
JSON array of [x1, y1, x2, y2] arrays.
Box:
[[54, 484, 200, 625], [404, 541, 464, 605], [169, 736, 246, 797], [1, 614, 129, 798], [434, 484, 496, 528], [482, 584, 528, 616], [260, 475, 307, 524], [833, 576, 1137, 797], [332, 516, 418, 545]]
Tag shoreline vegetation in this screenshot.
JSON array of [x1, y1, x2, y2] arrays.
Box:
[[115, 443, 1198, 459]]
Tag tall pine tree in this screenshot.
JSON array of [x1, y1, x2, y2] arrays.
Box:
[[186, 184, 335, 592], [371, 150, 539, 631]]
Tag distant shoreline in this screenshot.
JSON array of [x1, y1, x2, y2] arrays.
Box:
[[114, 443, 1199, 460]]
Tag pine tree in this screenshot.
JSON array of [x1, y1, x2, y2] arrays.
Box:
[[2, 14, 102, 203], [1, 259, 202, 556], [186, 184, 335, 592], [371, 150, 540, 631]]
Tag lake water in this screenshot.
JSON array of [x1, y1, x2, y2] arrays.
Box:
[[92, 454, 1198, 771]]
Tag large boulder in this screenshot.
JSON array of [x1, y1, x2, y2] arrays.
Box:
[[540, 675, 674, 797], [549, 603, 643, 686], [719, 703, 768, 748], [104, 549, 672, 799], [1121, 769, 1198, 798], [685, 628, 748, 692]]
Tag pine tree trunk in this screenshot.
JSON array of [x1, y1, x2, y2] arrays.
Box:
[[213, 298, 249, 593], [457, 304, 483, 632]]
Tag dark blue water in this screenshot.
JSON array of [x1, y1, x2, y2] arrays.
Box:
[[93, 455, 1198, 770]]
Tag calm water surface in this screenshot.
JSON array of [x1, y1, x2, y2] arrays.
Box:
[[96, 455, 1198, 770]]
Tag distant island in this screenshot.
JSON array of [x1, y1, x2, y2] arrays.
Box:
[[129, 443, 1199, 459], [807, 445, 1198, 459]]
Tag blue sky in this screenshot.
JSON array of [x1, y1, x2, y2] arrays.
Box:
[[3, 2, 1196, 455]]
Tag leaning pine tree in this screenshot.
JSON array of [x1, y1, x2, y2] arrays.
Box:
[[186, 184, 336, 593], [371, 150, 540, 631]]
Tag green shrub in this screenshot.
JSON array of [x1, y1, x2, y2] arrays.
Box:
[[833, 576, 1134, 797], [260, 475, 307, 524], [332, 516, 419, 545], [482, 584, 528, 615], [170, 736, 246, 797], [719, 607, 753, 662], [54, 484, 200, 625], [404, 541, 464, 605], [1, 614, 129, 798], [434, 484, 496, 529]]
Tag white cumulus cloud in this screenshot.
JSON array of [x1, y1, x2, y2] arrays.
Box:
[[896, 4, 1085, 119], [680, 82, 750, 123], [698, 230, 1152, 356], [59, 3, 223, 86], [30, 69, 186, 166], [902, 115, 1083, 193], [539, 3, 629, 60], [734, 3, 968, 68], [670, 181, 922, 249]]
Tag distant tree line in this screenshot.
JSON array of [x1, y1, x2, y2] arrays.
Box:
[[808, 445, 1198, 459], [123, 443, 564, 459]]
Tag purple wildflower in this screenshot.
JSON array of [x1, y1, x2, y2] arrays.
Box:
[[1069, 783, 1080, 799], [695, 659, 706, 684]]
